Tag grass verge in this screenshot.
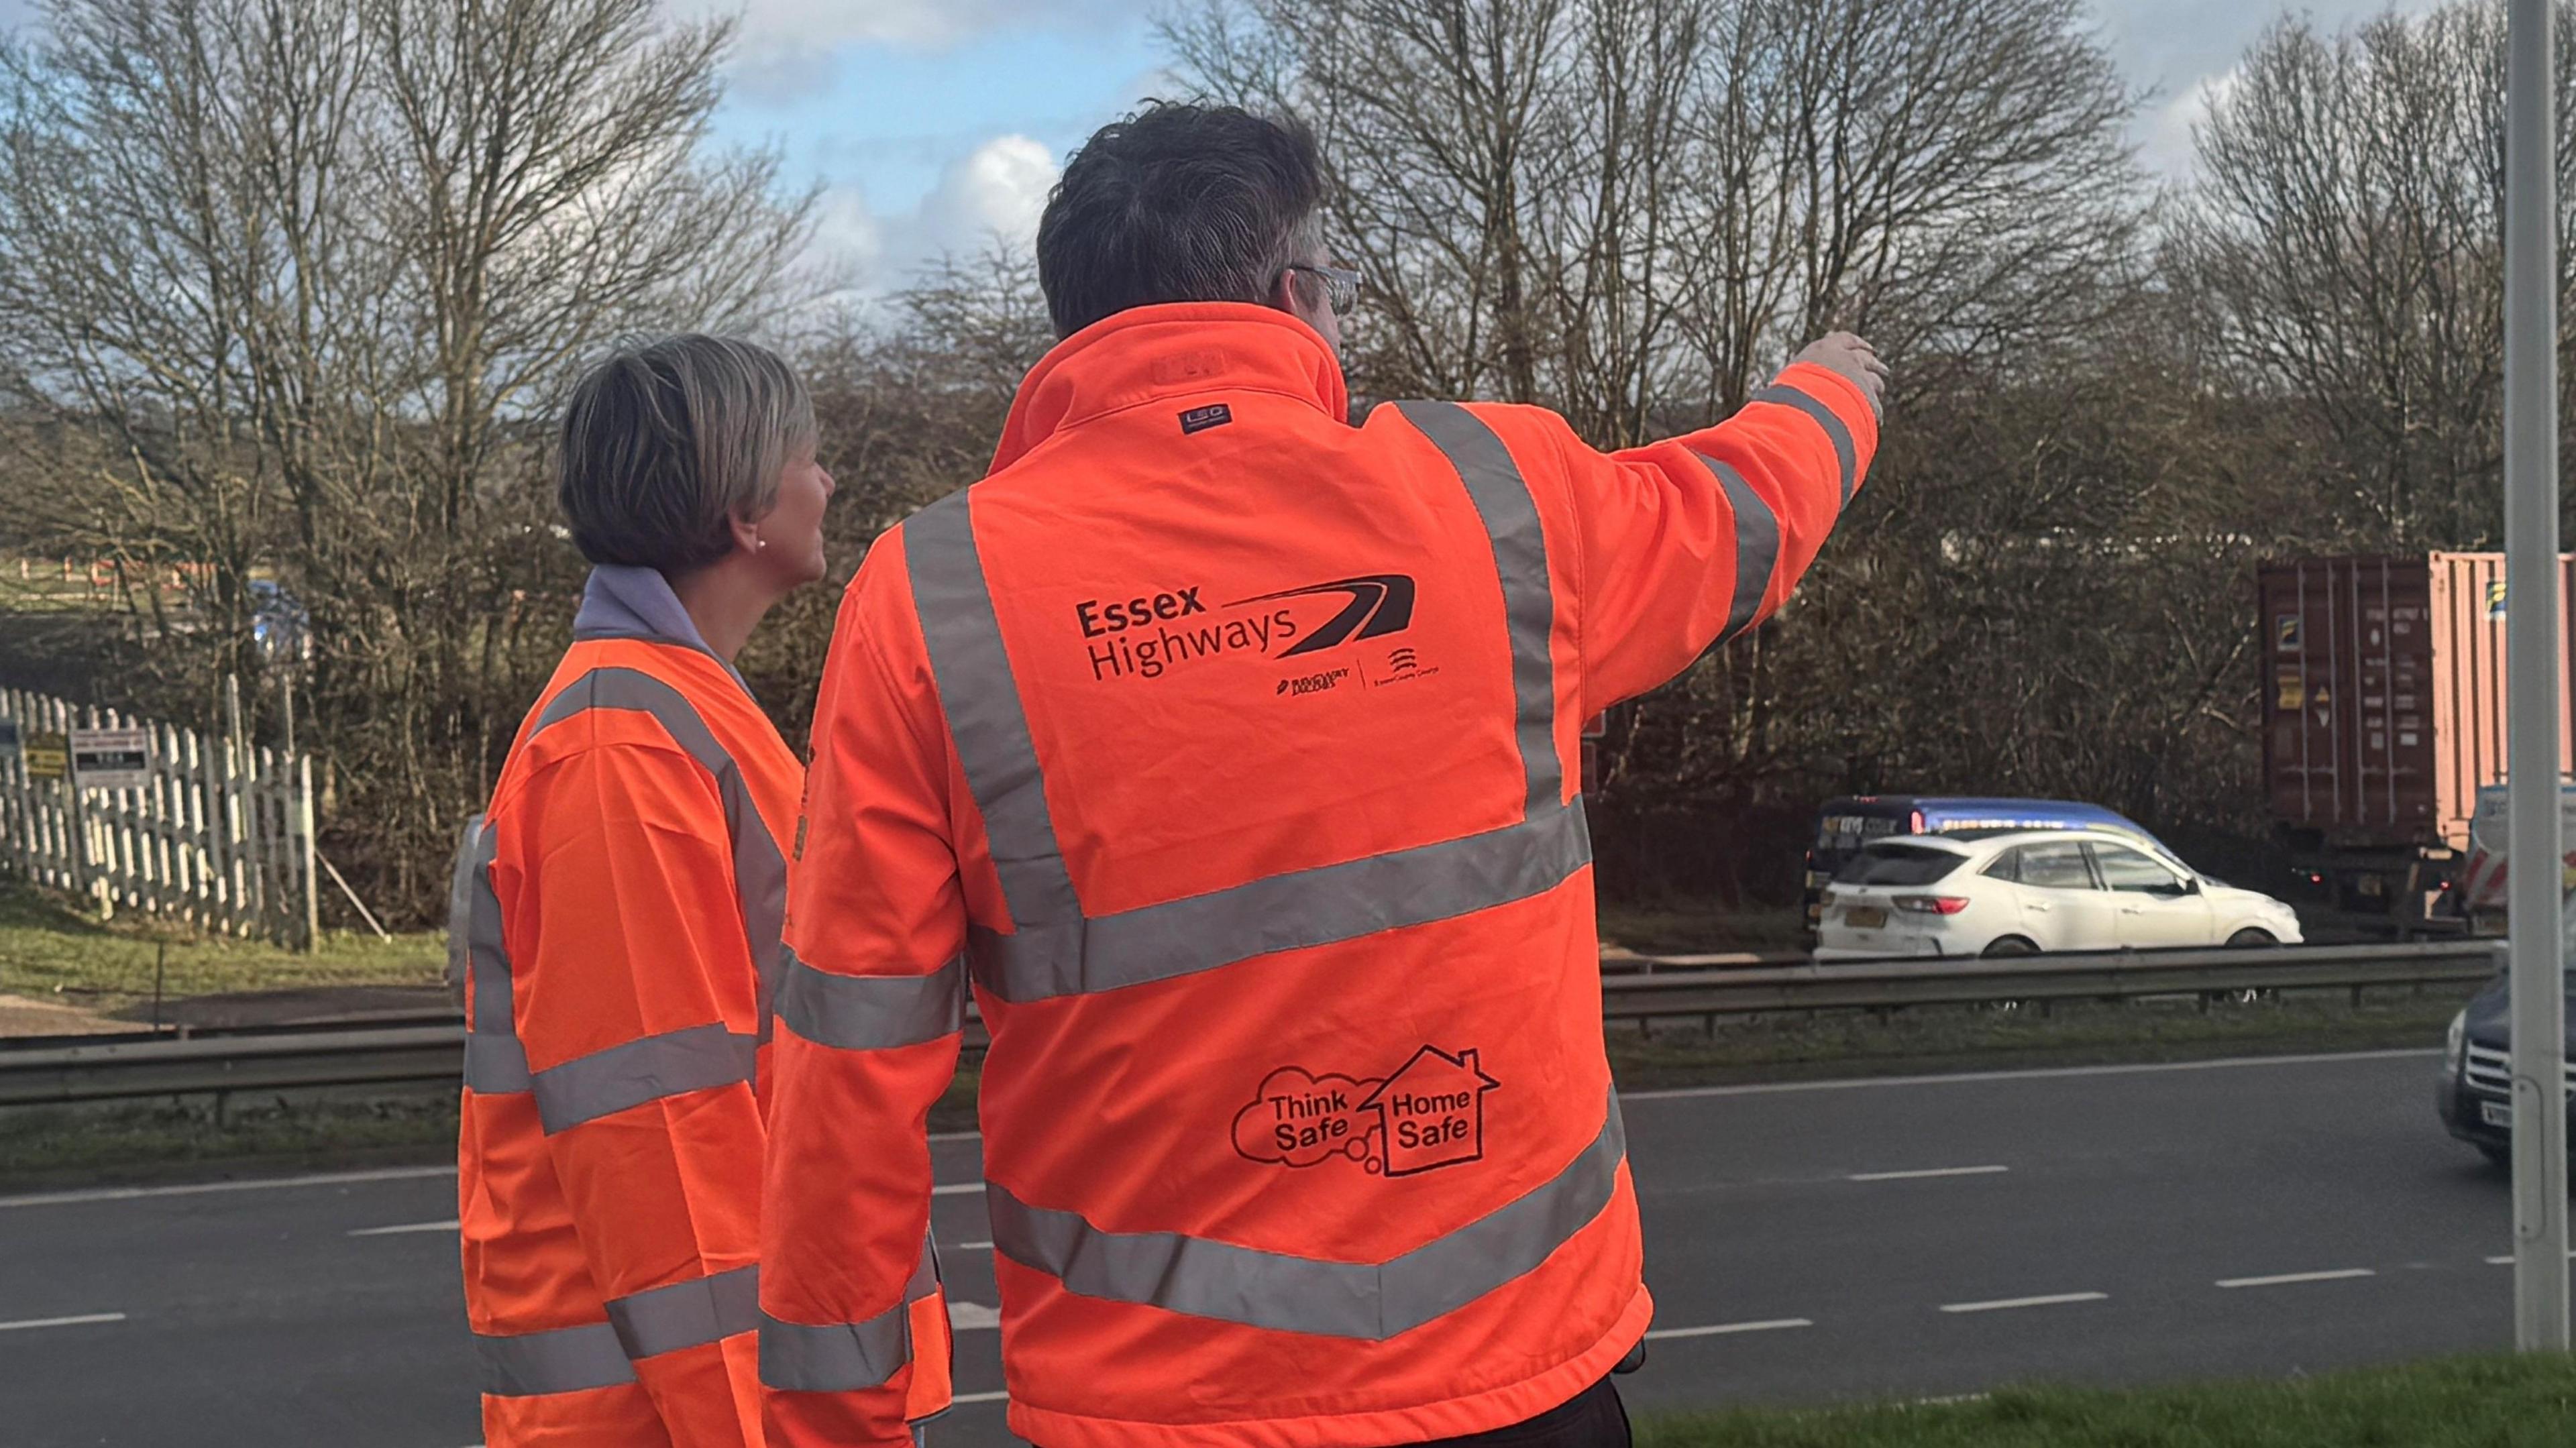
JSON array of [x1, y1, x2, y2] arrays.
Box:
[[0, 881, 442, 1015], [1600, 900, 1807, 955], [0, 1089, 461, 1194], [1638, 1353, 2576, 1447]]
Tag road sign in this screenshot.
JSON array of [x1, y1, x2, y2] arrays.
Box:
[[70, 726, 152, 791], [22, 730, 68, 781]]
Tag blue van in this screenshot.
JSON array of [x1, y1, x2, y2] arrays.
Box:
[[1802, 796, 2173, 936]]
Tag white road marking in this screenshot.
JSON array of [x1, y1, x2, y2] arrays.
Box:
[[0, 1164, 456, 1210], [1847, 1165, 2008, 1182], [951, 1240, 994, 1251], [1939, 1292, 2107, 1314], [350, 1219, 460, 1237], [2216, 1268, 2376, 1289], [929, 1131, 981, 1143], [2484, 1252, 2576, 1264], [0, 1312, 125, 1333], [932, 1182, 982, 1196], [955, 1390, 1009, 1405], [1645, 1318, 1812, 1340], [1623, 1049, 2434, 1104], [948, 1300, 1002, 1330]]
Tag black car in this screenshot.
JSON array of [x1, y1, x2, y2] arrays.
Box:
[[2435, 971, 2576, 1165]]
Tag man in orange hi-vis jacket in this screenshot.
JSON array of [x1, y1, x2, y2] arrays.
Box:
[[762, 103, 1884, 1448], [453, 336, 949, 1446]]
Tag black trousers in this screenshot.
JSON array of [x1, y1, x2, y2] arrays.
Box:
[[1408, 1374, 1633, 1448]]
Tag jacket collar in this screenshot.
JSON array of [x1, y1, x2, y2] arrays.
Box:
[[990, 302, 1351, 473], [571, 563, 752, 695]]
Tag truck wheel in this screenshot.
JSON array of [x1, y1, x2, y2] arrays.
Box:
[[2226, 929, 2279, 948], [1982, 936, 2039, 958]]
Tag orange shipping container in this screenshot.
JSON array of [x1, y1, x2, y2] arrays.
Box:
[[2259, 553, 2576, 853]]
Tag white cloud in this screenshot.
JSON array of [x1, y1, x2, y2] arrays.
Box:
[[912, 134, 1057, 256], [807, 133, 1059, 296], [2139, 65, 2243, 178]]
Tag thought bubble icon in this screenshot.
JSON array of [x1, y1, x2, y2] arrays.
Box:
[[1233, 1066, 1383, 1168]]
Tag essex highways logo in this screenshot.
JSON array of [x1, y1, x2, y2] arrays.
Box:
[[1235, 575, 1414, 657], [1073, 573, 1429, 689]]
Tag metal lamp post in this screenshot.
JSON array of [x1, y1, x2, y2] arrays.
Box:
[[2504, 0, 2571, 1353]]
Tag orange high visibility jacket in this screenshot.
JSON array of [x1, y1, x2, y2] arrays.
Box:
[[453, 565, 951, 1446], [762, 302, 1876, 1448]]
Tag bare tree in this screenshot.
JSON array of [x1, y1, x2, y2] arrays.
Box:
[[0, 0, 815, 918], [2175, 0, 2576, 548], [1166, 0, 2141, 431]]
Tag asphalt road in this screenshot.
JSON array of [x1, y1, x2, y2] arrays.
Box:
[[0, 1048, 2537, 1446]]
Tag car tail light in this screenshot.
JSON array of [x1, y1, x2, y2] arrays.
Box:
[[1894, 895, 1970, 915]]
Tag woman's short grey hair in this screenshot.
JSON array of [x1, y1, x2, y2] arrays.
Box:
[[557, 334, 817, 574]]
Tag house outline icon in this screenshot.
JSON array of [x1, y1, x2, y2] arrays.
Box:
[[1358, 1045, 1501, 1177]]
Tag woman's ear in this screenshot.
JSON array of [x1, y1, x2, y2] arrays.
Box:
[[726, 510, 764, 557]]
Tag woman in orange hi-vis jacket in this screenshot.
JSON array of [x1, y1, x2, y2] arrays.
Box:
[[449, 335, 950, 1446], [761, 105, 1882, 1448]]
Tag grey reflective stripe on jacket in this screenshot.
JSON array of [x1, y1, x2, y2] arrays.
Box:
[[451, 817, 531, 1093], [906, 398, 1589, 1007], [450, 663, 790, 1109], [476, 1264, 763, 1396], [775, 947, 967, 1052], [1693, 455, 1782, 643], [759, 1232, 944, 1392], [987, 1091, 1626, 1338], [1748, 380, 1858, 506]]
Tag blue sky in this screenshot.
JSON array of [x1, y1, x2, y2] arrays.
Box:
[[0, 0, 2450, 288], [672, 0, 1171, 290]]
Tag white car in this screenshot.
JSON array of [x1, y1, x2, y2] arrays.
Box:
[[1812, 828, 2304, 961]]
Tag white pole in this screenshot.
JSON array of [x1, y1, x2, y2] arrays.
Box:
[[2506, 0, 2571, 1353]]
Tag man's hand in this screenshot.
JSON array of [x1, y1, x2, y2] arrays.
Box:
[[1792, 332, 1888, 419]]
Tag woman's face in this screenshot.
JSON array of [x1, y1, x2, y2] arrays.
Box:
[[753, 443, 835, 589]]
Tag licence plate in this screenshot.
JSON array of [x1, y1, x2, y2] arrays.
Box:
[[1845, 907, 1888, 930], [2482, 1100, 2513, 1128]]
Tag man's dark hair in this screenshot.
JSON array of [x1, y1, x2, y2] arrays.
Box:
[[1036, 101, 1326, 339]]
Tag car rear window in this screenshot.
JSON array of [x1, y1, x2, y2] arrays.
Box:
[[1835, 844, 1966, 886]]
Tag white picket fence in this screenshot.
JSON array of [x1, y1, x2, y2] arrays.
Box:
[[0, 679, 319, 949]]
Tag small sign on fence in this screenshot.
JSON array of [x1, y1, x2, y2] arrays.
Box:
[[22, 730, 68, 780], [70, 726, 152, 790]]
